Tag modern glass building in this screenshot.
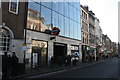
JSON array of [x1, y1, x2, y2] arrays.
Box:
[[26, 0, 81, 68], [27, 0, 81, 40]]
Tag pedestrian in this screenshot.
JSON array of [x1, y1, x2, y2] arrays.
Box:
[[66, 55, 72, 66], [50, 56, 54, 68], [2, 52, 8, 80], [7, 54, 12, 78], [11, 52, 19, 77]]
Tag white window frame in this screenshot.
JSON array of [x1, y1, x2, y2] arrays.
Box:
[[9, 0, 19, 14], [0, 28, 11, 52]]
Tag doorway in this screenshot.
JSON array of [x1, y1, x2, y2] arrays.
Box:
[[31, 40, 48, 68], [53, 42, 67, 63]]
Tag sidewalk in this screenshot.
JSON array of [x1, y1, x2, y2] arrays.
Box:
[[13, 59, 109, 80]]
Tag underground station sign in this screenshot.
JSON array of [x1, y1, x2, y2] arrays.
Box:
[[51, 27, 60, 35]]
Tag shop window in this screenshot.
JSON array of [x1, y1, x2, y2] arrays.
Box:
[[32, 40, 48, 67]]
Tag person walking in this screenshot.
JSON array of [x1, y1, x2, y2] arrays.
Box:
[[7, 54, 12, 78], [66, 55, 72, 66], [11, 52, 19, 77], [2, 52, 9, 80]]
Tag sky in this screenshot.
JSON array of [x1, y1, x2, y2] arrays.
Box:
[[80, 0, 119, 43]]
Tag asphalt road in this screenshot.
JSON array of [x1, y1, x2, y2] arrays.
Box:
[[24, 57, 119, 79]]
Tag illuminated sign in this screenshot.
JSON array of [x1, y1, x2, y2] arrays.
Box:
[[51, 27, 60, 35]]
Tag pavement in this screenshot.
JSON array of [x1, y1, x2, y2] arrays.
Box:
[[13, 58, 115, 80]]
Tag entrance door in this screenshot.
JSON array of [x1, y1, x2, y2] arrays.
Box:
[[32, 47, 41, 68], [31, 40, 48, 68], [54, 42, 67, 63]]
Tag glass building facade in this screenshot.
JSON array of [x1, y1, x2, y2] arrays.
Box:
[[27, 0, 81, 40]]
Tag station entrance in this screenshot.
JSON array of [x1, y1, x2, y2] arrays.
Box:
[[53, 42, 67, 63]]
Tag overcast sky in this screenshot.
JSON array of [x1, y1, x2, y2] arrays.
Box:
[[80, 0, 119, 43]]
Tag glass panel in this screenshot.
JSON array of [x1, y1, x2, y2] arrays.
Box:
[[58, 14, 64, 36], [52, 11, 59, 28], [73, 2, 77, 8], [58, 2, 64, 15], [77, 10, 80, 23], [73, 8, 77, 21], [41, 1, 51, 9], [74, 22, 78, 39], [76, 2, 80, 10], [27, 2, 41, 31], [64, 17, 69, 37], [64, 2, 69, 17], [52, 2, 58, 12], [69, 4, 74, 20], [69, 19, 74, 38], [41, 6, 52, 32], [77, 23, 81, 40]]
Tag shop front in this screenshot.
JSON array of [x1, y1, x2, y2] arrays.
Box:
[[81, 45, 89, 63], [31, 40, 48, 68]]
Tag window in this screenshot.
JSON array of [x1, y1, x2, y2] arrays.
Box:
[[64, 17, 69, 37], [74, 21, 78, 39], [0, 29, 11, 52], [52, 11, 59, 28], [58, 2, 64, 15], [41, 1, 51, 9], [69, 19, 74, 38], [69, 5, 74, 20], [9, 0, 19, 14], [52, 2, 58, 12], [64, 3, 69, 17], [74, 8, 77, 22], [27, 2, 41, 31], [41, 6, 52, 31], [58, 14, 64, 36], [77, 23, 81, 40]]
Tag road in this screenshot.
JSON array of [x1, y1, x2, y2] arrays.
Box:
[[23, 57, 119, 79]]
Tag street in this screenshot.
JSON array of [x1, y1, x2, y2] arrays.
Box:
[[23, 57, 118, 79]]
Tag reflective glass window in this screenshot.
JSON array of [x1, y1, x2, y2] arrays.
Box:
[[27, 2, 41, 31], [68, 2, 73, 6], [41, 1, 51, 9], [64, 17, 69, 37], [73, 2, 77, 8], [69, 4, 74, 20], [77, 23, 81, 40], [69, 19, 74, 38], [74, 22, 78, 39], [52, 2, 58, 12], [41, 6, 52, 32], [52, 11, 59, 28], [58, 2, 64, 15], [64, 2, 69, 17], [58, 14, 64, 36], [77, 10, 80, 23], [73, 8, 77, 21], [71, 2, 75, 7], [76, 2, 80, 10]]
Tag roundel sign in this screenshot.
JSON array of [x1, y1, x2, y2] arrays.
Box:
[[51, 27, 60, 35]]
